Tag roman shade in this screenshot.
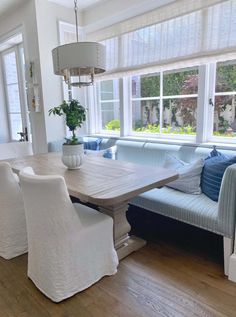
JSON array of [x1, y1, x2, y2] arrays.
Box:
[[85, 0, 236, 78]]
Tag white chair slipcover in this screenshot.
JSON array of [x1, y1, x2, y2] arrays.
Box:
[[19, 169, 118, 302], [0, 162, 27, 259]]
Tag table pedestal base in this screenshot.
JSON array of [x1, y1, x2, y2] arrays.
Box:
[[99, 203, 146, 260], [116, 235, 146, 260]]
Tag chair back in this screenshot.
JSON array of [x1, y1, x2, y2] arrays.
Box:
[[19, 170, 82, 253], [0, 162, 27, 258]]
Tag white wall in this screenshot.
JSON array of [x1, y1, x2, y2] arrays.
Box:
[[34, 0, 75, 143]]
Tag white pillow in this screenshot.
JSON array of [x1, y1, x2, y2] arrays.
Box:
[[84, 149, 104, 157], [163, 155, 204, 194]]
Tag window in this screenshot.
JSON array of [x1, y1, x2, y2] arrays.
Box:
[[92, 60, 236, 144], [213, 61, 236, 138], [75, 0, 236, 144], [132, 73, 160, 134], [99, 79, 120, 132], [131, 68, 198, 137], [162, 69, 198, 136]]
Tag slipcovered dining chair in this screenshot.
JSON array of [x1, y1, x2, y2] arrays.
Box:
[[0, 162, 27, 259], [19, 168, 118, 302]]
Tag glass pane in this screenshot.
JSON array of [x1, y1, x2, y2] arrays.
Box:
[[216, 62, 236, 93], [132, 74, 160, 98], [101, 101, 120, 130], [132, 99, 160, 133], [213, 95, 236, 137], [9, 113, 22, 140], [163, 69, 198, 96], [162, 98, 197, 135], [100, 79, 119, 100], [3, 51, 18, 84], [7, 84, 21, 112]]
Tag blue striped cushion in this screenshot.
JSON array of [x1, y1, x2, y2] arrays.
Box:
[[201, 155, 236, 201], [83, 138, 102, 151]]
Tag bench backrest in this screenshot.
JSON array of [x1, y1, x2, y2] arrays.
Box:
[[116, 140, 236, 167]]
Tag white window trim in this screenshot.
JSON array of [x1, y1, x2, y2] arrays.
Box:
[[206, 62, 236, 144], [89, 56, 236, 147]]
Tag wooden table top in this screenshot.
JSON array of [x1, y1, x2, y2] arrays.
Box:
[[7, 152, 178, 206]]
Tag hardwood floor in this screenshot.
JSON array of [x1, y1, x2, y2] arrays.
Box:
[[1, 234, 236, 317]]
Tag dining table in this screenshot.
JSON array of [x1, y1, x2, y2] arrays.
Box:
[[7, 152, 178, 260]]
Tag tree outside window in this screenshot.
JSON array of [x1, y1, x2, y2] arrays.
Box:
[[214, 62, 236, 137]]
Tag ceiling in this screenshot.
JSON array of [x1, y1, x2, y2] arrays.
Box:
[[0, 0, 106, 18], [48, 0, 108, 10]]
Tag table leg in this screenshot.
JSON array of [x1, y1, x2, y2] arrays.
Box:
[[99, 203, 146, 260]]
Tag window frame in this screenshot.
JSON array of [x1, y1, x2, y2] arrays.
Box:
[[97, 79, 120, 135], [207, 61, 236, 144], [91, 59, 236, 146]]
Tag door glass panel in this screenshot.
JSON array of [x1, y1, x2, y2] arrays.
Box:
[[9, 113, 22, 140], [3, 49, 23, 140], [7, 84, 21, 112], [3, 51, 18, 84]]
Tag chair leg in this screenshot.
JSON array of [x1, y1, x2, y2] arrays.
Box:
[[224, 237, 233, 276]]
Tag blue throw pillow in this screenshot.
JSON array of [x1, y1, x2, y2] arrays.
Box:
[[103, 146, 117, 160], [201, 155, 236, 201], [206, 145, 225, 159], [103, 148, 113, 159], [83, 138, 102, 151]]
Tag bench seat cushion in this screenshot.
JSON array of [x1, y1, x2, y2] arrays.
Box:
[[130, 187, 227, 236]]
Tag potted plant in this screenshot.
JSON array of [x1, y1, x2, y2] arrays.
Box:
[[49, 99, 86, 169]]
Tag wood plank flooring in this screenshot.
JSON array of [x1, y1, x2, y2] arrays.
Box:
[[1, 236, 236, 317]]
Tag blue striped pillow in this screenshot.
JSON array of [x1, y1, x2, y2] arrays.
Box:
[[83, 138, 102, 151], [201, 155, 236, 201]]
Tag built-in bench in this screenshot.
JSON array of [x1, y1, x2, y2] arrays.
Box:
[[48, 137, 236, 279], [116, 140, 236, 278]]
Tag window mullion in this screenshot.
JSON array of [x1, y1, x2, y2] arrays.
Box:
[[196, 64, 209, 143], [206, 63, 216, 141], [159, 71, 163, 133], [120, 77, 132, 137]]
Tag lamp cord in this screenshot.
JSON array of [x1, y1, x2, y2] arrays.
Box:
[[74, 0, 79, 42]]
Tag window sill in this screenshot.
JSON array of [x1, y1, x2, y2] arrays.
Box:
[[90, 133, 236, 150]]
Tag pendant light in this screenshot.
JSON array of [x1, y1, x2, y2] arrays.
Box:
[[52, 0, 106, 87]]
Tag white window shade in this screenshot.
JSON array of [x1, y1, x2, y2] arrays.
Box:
[[86, 0, 236, 79]]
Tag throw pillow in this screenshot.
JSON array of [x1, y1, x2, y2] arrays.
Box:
[[163, 155, 204, 194], [201, 155, 236, 202], [206, 145, 225, 159], [83, 138, 102, 151], [103, 146, 117, 160]]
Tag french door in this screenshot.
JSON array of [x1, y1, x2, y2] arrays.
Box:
[[2, 45, 30, 141]]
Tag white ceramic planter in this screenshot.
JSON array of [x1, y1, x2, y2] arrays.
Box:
[[61, 143, 84, 169]]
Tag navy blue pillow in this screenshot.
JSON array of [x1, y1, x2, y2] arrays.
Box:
[[103, 148, 113, 159], [201, 155, 236, 201], [83, 139, 102, 151], [207, 145, 224, 159]]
